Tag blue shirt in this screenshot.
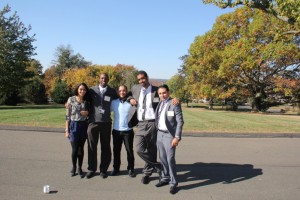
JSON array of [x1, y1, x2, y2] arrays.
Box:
[[111, 98, 132, 131]]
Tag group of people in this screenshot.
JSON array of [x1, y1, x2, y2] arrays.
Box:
[[65, 70, 184, 194]]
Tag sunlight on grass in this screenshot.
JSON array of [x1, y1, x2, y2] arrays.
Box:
[[0, 105, 299, 133]]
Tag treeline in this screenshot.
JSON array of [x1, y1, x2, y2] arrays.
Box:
[[0, 5, 139, 105], [1, 3, 300, 113]]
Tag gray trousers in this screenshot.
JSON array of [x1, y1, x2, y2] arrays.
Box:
[[157, 130, 178, 186], [135, 120, 160, 176]]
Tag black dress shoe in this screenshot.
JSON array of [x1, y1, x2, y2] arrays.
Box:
[[100, 172, 108, 179], [128, 170, 136, 178], [78, 168, 83, 177], [169, 186, 177, 194], [110, 169, 119, 176], [70, 168, 76, 177], [86, 171, 95, 179], [141, 175, 150, 184], [155, 181, 169, 187]]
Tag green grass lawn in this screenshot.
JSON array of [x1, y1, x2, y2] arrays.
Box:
[[0, 104, 299, 133]]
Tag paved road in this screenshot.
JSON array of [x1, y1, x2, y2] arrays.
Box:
[[0, 129, 299, 200]]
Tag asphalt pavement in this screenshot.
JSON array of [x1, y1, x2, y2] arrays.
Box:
[[0, 127, 300, 200]]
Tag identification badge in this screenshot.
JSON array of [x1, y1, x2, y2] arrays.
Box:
[[167, 111, 174, 116], [99, 108, 105, 114], [104, 96, 111, 102], [153, 97, 159, 102]]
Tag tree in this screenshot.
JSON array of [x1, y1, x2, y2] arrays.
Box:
[[43, 65, 59, 97], [26, 59, 43, 76], [167, 74, 189, 106], [0, 5, 36, 105], [23, 76, 47, 104], [202, 0, 300, 34], [21, 59, 47, 104], [217, 8, 300, 111], [274, 69, 300, 113], [183, 7, 300, 111], [51, 80, 71, 104], [63, 64, 138, 95], [52, 45, 91, 77]]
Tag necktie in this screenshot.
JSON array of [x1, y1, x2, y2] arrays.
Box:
[[142, 89, 147, 120]]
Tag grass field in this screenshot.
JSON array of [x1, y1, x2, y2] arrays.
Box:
[[0, 104, 299, 133]]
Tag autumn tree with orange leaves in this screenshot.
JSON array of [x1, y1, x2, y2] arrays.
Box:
[[182, 7, 300, 111]]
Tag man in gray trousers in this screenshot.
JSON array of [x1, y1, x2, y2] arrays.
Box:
[[128, 71, 161, 184], [154, 84, 184, 195]]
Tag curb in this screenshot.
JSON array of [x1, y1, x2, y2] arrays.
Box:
[[1, 125, 300, 138]]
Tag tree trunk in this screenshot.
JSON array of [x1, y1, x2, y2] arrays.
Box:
[[208, 98, 214, 110]]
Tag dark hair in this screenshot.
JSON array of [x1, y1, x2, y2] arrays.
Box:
[[74, 82, 89, 100], [100, 73, 109, 78], [119, 85, 128, 92], [158, 84, 169, 92], [137, 70, 148, 79]]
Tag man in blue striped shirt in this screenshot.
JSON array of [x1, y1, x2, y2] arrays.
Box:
[[110, 85, 136, 177]]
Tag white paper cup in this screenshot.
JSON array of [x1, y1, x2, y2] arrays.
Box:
[[43, 185, 50, 194]]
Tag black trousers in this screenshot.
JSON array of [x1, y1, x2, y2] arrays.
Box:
[[112, 129, 135, 170], [87, 122, 112, 173]]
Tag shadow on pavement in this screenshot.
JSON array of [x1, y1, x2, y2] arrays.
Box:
[[177, 162, 263, 190]]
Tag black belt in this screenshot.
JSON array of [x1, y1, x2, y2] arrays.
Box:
[[113, 129, 132, 134], [139, 119, 155, 123], [158, 129, 168, 133]]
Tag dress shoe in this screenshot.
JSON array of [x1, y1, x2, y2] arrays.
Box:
[[70, 168, 76, 177], [169, 186, 178, 194], [100, 172, 108, 179], [110, 169, 119, 176], [141, 175, 150, 184], [78, 168, 83, 177], [86, 171, 95, 179], [155, 181, 169, 187], [128, 170, 136, 178]]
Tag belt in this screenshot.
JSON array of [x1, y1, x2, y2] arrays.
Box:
[[139, 119, 155, 123], [114, 129, 132, 134], [158, 129, 168, 133]]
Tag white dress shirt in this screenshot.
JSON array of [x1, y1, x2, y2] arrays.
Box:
[[137, 85, 155, 121]]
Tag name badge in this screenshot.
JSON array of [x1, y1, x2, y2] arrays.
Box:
[[153, 97, 159, 102], [99, 108, 105, 114], [167, 111, 174, 116], [104, 96, 111, 102]]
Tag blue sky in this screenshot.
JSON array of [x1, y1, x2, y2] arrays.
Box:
[[1, 0, 233, 79]]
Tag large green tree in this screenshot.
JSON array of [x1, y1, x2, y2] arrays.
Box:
[[183, 7, 300, 111], [0, 5, 36, 105]]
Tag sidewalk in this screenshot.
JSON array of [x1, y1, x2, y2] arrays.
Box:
[[0, 129, 300, 200]]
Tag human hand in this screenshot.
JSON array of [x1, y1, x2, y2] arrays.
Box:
[[130, 98, 137, 106], [80, 110, 89, 116], [171, 137, 179, 147], [65, 102, 70, 109], [65, 131, 70, 139], [171, 98, 179, 106]]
